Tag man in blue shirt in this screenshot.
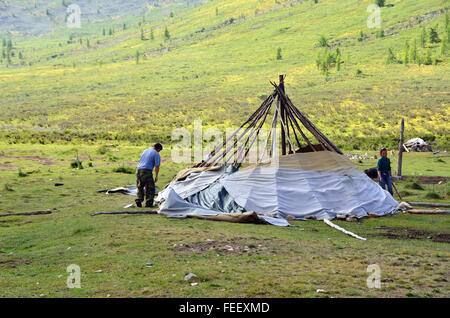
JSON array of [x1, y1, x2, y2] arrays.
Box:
[[135, 143, 163, 208], [377, 147, 393, 196]]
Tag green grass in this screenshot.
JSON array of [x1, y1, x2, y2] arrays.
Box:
[[0, 142, 448, 297], [0, 0, 449, 298]]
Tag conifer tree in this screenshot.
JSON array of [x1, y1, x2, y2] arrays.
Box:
[[428, 25, 440, 44], [409, 39, 417, 63], [135, 50, 140, 64], [420, 27, 427, 48], [276, 48, 282, 60], [164, 27, 170, 40], [386, 48, 396, 64]]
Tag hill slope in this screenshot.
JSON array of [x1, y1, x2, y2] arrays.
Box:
[[0, 0, 448, 150]]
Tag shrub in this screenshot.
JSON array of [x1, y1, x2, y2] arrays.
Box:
[[399, 190, 412, 197], [70, 160, 83, 169], [276, 47, 282, 60], [164, 27, 170, 40], [97, 145, 109, 155], [428, 25, 440, 44], [357, 30, 365, 42], [425, 192, 441, 200], [376, 29, 385, 38], [108, 154, 119, 162], [405, 180, 424, 190], [317, 35, 329, 47], [18, 168, 27, 177], [113, 164, 134, 174], [375, 0, 385, 7], [386, 48, 397, 64], [70, 152, 83, 169]]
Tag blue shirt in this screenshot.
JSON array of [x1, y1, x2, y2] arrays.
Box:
[[377, 157, 391, 174], [137, 148, 160, 171]]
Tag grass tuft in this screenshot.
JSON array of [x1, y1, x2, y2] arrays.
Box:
[[424, 192, 441, 200], [406, 180, 424, 190], [18, 168, 27, 177], [113, 164, 134, 174]]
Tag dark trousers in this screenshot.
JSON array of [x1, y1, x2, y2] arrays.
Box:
[[136, 169, 155, 206], [379, 172, 393, 196]]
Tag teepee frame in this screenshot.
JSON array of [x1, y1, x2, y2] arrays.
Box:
[[196, 75, 343, 168]]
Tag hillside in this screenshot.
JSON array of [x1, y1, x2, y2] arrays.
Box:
[[0, 0, 204, 35], [0, 0, 449, 150]]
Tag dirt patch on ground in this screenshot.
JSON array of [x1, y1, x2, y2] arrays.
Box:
[[0, 162, 17, 171], [374, 226, 450, 243], [172, 238, 282, 255], [404, 176, 448, 185], [0, 258, 32, 268], [0, 154, 55, 166]]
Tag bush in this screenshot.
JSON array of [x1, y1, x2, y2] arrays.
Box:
[[375, 0, 385, 7], [113, 165, 134, 174], [276, 47, 282, 60], [386, 48, 397, 64], [70, 160, 83, 169], [97, 145, 109, 155], [399, 190, 413, 197], [317, 35, 329, 48], [425, 192, 441, 200], [18, 168, 27, 177], [405, 180, 424, 190], [70, 152, 83, 169]]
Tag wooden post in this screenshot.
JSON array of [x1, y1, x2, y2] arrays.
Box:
[[279, 75, 287, 156], [397, 118, 404, 177]]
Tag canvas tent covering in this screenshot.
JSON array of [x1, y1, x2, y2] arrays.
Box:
[[157, 76, 398, 225]]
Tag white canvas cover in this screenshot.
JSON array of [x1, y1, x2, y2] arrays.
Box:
[[222, 151, 398, 220], [158, 151, 398, 225]]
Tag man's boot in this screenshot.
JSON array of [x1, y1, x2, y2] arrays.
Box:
[[135, 200, 143, 208], [145, 200, 154, 208]]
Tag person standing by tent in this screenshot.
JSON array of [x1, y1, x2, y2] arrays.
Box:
[[377, 147, 393, 196], [135, 143, 163, 208]]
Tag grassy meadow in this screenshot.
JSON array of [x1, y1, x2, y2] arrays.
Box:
[[0, 0, 449, 298], [0, 0, 448, 149], [0, 143, 449, 298]]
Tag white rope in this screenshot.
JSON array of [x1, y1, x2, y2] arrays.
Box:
[[323, 219, 367, 241]]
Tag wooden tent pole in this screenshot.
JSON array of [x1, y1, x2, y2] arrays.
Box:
[[214, 98, 273, 166], [274, 91, 296, 152], [283, 92, 342, 153], [270, 83, 317, 152], [259, 101, 279, 162], [200, 92, 275, 167], [234, 102, 272, 167], [286, 112, 302, 150], [279, 75, 287, 156], [397, 118, 404, 177]]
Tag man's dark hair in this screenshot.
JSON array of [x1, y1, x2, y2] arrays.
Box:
[[154, 143, 163, 151], [380, 147, 387, 155]]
